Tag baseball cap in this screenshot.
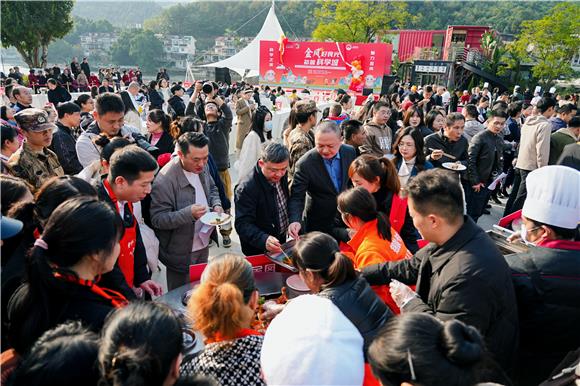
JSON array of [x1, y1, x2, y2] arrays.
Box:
[[294, 100, 320, 115], [1, 216, 23, 240], [14, 108, 56, 132]]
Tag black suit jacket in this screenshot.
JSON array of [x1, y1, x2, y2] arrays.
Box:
[[97, 182, 151, 300], [148, 131, 175, 156], [289, 144, 356, 242], [235, 165, 290, 256]]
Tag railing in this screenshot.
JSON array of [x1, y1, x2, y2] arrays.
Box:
[[412, 47, 443, 61]]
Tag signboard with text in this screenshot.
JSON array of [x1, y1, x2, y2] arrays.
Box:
[[259, 40, 392, 94]]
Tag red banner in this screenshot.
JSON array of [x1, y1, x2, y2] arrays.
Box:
[[259, 40, 392, 94]]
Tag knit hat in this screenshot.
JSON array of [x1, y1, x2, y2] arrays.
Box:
[[261, 295, 364, 386], [522, 165, 580, 229]]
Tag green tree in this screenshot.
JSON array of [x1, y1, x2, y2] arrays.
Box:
[[312, 0, 410, 42], [511, 3, 580, 87], [110, 29, 164, 72], [130, 30, 164, 73], [1, 1, 75, 68], [111, 30, 135, 66]]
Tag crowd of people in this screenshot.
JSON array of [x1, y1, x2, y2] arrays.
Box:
[[0, 64, 579, 386]]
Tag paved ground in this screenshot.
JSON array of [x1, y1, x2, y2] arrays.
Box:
[[153, 153, 505, 293]]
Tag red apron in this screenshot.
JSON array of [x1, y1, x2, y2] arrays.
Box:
[[389, 194, 408, 234], [103, 179, 137, 288]]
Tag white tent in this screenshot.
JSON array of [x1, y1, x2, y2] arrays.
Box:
[[201, 3, 285, 77]]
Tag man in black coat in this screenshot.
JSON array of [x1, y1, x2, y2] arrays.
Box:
[[97, 146, 163, 300], [504, 165, 580, 385], [288, 121, 357, 243], [168, 84, 186, 118], [466, 109, 507, 222], [50, 102, 83, 175], [362, 169, 518, 371], [81, 57, 91, 78], [235, 143, 290, 256]]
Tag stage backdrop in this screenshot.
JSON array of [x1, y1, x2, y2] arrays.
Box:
[[259, 40, 392, 94]]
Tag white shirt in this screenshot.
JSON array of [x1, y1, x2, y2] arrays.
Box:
[[442, 91, 451, 104], [183, 169, 213, 252]]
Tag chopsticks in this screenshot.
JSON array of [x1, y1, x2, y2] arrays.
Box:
[[428, 148, 457, 160]]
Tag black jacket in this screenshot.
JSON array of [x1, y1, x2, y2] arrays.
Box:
[[202, 104, 233, 171], [7, 279, 114, 353], [81, 62, 91, 77], [373, 187, 419, 253], [50, 121, 83, 174], [467, 129, 503, 185], [148, 89, 164, 110], [319, 277, 392, 354], [148, 131, 175, 156], [97, 182, 150, 300], [168, 95, 186, 118], [424, 130, 469, 169], [235, 165, 289, 256], [505, 245, 580, 383], [362, 216, 518, 370], [289, 145, 357, 243], [47, 86, 71, 105]]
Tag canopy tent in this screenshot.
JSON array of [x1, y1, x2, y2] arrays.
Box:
[[200, 3, 285, 77]]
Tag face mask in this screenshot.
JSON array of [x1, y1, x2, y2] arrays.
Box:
[[264, 121, 273, 132], [520, 223, 541, 246]]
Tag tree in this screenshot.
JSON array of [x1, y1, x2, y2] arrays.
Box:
[[312, 0, 411, 43], [111, 31, 135, 66], [130, 30, 164, 73], [110, 29, 164, 72], [1, 1, 74, 68], [511, 3, 580, 87]]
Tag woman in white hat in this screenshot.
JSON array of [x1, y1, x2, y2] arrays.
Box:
[[506, 165, 580, 385]]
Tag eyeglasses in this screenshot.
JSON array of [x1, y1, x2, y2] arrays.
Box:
[[398, 142, 416, 148]]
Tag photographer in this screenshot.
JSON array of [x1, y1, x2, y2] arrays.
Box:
[[76, 93, 158, 168], [185, 80, 218, 121]]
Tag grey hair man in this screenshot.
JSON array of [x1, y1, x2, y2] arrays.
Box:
[[288, 120, 357, 242], [235, 142, 291, 256]]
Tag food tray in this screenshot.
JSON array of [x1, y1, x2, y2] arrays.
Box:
[[265, 239, 298, 272]]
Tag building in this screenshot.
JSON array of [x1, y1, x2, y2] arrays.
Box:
[[156, 34, 196, 70], [80, 32, 119, 60], [200, 36, 253, 64]]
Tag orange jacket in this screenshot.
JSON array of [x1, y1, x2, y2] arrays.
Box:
[[346, 219, 412, 313]]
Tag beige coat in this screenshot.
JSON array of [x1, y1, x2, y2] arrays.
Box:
[[235, 98, 253, 150], [515, 115, 552, 171]]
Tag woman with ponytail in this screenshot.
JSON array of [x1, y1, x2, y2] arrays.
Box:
[[349, 154, 420, 252], [368, 313, 511, 386], [292, 232, 391, 355], [338, 187, 412, 313], [181, 253, 264, 386], [2, 176, 98, 350], [146, 109, 175, 156], [7, 197, 126, 355]]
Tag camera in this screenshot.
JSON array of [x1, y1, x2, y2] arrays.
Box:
[[202, 82, 214, 94], [131, 132, 160, 159]]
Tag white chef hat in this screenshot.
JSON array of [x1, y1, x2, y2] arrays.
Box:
[[522, 165, 580, 229], [261, 295, 364, 386]]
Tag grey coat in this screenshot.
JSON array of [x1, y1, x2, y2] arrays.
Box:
[[150, 157, 221, 273]]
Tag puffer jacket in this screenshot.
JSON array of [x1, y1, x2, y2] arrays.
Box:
[[505, 241, 580, 384], [318, 276, 393, 354], [362, 216, 519, 371]]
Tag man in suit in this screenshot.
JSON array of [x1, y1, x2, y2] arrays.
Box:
[[288, 121, 357, 243], [235, 88, 255, 151], [235, 143, 290, 256]]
